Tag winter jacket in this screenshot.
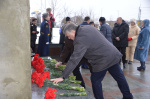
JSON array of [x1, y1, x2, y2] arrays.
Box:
[[112, 21, 129, 47], [128, 25, 140, 47], [134, 19, 150, 61], [61, 25, 122, 78], [100, 23, 112, 43]]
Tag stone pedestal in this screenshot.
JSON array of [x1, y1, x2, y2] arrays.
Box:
[[0, 0, 31, 99]]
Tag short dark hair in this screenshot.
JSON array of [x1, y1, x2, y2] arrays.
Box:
[[32, 18, 37, 22], [89, 21, 94, 25], [99, 17, 105, 22], [66, 17, 71, 21], [84, 16, 90, 21]]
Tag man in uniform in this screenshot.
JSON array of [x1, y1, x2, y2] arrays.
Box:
[[38, 13, 50, 57]]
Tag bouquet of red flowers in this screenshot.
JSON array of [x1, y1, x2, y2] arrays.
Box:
[[31, 54, 45, 74], [31, 71, 50, 87], [45, 88, 57, 99]]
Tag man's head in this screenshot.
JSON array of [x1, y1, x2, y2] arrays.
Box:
[[32, 18, 37, 25], [46, 8, 51, 13], [84, 16, 90, 24], [89, 21, 95, 26], [66, 17, 71, 23], [42, 13, 50, 21], [99, 17, 106, 25], [63, 23, 78, 40], [117, 17, 123, 25], [130, 19, 136, 26]]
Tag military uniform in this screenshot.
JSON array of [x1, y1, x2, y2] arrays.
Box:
[[30, 23, 38, 53], [38, 19, 50, 57]]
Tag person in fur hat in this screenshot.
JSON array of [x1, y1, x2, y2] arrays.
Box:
[[126, 19, 140, 64]]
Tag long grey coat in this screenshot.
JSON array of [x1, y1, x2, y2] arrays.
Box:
[[62, 25, 122, 78]]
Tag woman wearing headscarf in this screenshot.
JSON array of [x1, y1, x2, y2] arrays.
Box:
[[126, 19, 140, 64], [134, 19, 150, 71]]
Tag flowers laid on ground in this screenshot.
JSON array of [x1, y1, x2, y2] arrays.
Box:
[[31, 54, 45, 73], [31, 54, 87, 98], [31, 70, 50, 87], [45, 88, 57, 99]]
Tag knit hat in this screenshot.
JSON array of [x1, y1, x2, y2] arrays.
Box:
[[42, 13, 49, 19], [130, 19, 136, 24], [66, 17, 71, 21]]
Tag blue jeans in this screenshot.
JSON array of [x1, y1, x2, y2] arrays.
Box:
[[91, 63, 133, 99]]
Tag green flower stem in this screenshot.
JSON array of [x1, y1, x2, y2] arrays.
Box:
[[59, 92, 87, 96]]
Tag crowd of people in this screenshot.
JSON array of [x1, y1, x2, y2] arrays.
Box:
[[30, 7, 150, 99]]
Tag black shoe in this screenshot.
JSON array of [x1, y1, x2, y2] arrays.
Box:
[[137, 66, 145, 71], [123, 97, 133, 99], [128, 61, 132, 64], [125, 60, 128, 64], [123, 64, 126, 68], [81, 84, 86, 88]]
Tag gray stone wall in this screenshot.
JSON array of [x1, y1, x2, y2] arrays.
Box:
[[0, 0, 31, 99]]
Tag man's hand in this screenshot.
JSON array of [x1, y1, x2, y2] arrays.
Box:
[[116, 37, 120, 41], [55, 62, 62, 68], [50, 77, 64, 84], [32, 31, 36, 33]]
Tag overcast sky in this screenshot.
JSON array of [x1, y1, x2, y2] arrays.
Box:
[[30, 0, 150, 23]]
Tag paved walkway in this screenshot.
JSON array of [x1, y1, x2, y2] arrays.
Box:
[[81, 55, 150, 99]]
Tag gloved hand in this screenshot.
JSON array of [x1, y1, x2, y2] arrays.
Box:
[[128, 38, 132, 41], [46, 42, 49, 44]]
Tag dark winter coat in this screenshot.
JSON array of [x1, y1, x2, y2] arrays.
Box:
[[112, 21, 129, 47], [100, 23, 112, 43], [80, 22, 89, 25], [38, 19, 50, 57], [30, 23, 38, 41]]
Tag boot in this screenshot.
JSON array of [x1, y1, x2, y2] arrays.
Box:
[[123, 64, 126, 68], [137, 61, 146, 71], [125, 60, 128, 64], [128, 61, 132, 64]]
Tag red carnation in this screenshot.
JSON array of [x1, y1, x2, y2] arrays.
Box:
[[45, 88, 57, 99]]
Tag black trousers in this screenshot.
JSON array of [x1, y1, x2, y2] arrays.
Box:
[[72, 58, 92, 87], [117, 47, 126, 64], [49, 28, 52, 43], [31, 40, 36, 53]]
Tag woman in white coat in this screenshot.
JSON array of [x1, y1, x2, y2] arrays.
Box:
[[126, 19, 140, 64]]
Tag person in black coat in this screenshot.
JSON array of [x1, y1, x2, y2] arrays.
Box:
[[30, 18, 39, 53], [59, 17, 71, 52], [112, 17, 129, 68], [99, 17, 112, 43], [80, 16, 90, 25]]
